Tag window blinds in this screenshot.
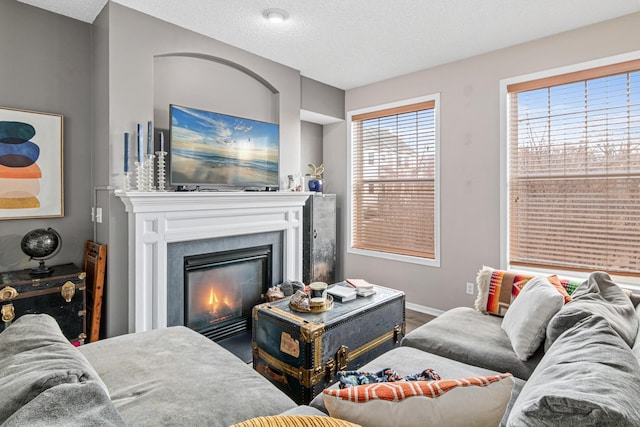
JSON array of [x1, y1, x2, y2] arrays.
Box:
[[507, 60, 640, 275], [351, 101, 436, 259]]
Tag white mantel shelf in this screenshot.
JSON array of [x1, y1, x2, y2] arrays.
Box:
[[116, 190, 311, 333]]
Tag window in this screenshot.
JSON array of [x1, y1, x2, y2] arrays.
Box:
[[507, 59, 640, 275], [349, 96, 439, 264]]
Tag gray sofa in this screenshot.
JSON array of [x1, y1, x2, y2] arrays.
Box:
[[0, 314, 302, 426], [308, 271, 640, 426], [2, 271, 639, 426]]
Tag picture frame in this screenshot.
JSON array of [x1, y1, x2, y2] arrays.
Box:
[[0, 107, 64, 220]]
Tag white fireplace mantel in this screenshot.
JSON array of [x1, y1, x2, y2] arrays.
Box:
[[116, 191, 311, 333]]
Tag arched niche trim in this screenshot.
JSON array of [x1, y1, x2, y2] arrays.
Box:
[[155, 52, 279, 94]]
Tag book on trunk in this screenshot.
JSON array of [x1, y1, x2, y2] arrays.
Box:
[[346, 278, 374, 290], [327, 285, 357, 302]]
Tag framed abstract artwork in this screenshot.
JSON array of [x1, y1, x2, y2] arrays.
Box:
[[0, 107, 64, 220]]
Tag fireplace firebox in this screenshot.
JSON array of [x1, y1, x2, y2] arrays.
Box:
[[184, 245, 271, 341]]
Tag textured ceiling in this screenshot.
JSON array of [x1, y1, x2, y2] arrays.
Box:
[[17, 0, 640, 90]]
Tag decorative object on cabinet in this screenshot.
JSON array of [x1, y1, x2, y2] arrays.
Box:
[[83, 240, 107, 342], [307, 163, 324, 193], [308, 178, 323, 192], [303, 194, 336, 285], [0, 106, 64, 219], [20, 227, 62, 276], [0, 263, 86, 346]]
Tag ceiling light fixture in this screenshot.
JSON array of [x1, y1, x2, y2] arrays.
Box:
[[263, 8, 288, 24]]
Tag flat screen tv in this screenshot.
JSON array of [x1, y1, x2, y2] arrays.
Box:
[[169, 104, 279, 190]]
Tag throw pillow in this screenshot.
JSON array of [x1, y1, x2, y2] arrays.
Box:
[[475, 266, 581, 316], [231, 415, 361, 427], [501, 276, 564, 361], [474, 266, 535, 315], [322, 374, 515, 427], [507, 315, 640, 426], [546, 275, 572, 304]]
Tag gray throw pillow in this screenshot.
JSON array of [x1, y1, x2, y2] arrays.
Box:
[[545, 271, 638, 351], [0, 314, 123, 425], [507, 315, 640, 426], [501, 276, 564, 361]]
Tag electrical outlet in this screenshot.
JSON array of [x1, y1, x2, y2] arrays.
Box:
[[96, 207, 103, 223], [466, 282, 474, 295]]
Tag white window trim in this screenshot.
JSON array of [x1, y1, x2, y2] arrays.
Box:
[[347, 93, 441, 267], [499, 50, 640, 291]]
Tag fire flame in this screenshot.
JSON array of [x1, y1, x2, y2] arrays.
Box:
[[208, 288, 219, 314], [205, 287, 236, 321], [208, 288, 218, 305]]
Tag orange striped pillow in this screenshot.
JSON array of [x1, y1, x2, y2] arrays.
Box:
[[231, 415, 361, 427], [323, 374, 514, 427]]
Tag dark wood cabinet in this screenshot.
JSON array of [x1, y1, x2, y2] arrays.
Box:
[[0, 263, 86, 345], [303, 193, 336, 285]]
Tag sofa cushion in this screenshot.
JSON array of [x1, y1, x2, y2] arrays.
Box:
[[402, 306, 541, 380], [501, 276, 564, 361], [79, 325, 297, 426], [0, 314, 125, 426], [545, 271, 639, 351], [322, 374, 514, 427], [507, 315, 640, 426]]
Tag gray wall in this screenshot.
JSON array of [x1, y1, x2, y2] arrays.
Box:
[[300, 121, 323, 182], [0, 1, 93, 272], [301, 76, 345, 121], [95, 3, 304, 336], [326, 12, 640, 313]]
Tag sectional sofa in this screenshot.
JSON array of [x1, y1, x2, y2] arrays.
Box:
[[0, 271, 638, 426], [310, 270, 640, 426]]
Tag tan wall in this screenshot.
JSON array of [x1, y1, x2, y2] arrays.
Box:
[[325, 12, 640, 312]]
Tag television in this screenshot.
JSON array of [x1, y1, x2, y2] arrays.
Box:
[[169, 104, 279, 191]]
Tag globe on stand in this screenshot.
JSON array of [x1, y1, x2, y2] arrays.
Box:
[[20, 228, 62, 276]]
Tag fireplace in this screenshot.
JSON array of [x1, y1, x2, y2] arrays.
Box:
[[184, 246, 271, 341], [116, 191, 310, 333]]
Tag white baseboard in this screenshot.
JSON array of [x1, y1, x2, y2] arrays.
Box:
[[406, 302, 444, 317]]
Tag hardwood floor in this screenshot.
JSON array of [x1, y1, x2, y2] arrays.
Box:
[[406, 309, 436, 334]]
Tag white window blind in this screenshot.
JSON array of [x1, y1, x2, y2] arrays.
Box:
[[351, 100, 436, 259], [507, 59, 640, 275]]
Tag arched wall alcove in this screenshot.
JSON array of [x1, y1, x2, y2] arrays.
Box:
[[153, 53, 280, 136]]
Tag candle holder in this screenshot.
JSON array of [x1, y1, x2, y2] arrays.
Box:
[[145, 154, 156, 191], [156, 151, 167, 191], [135, 161, 145, 191], [121, 171, 132, 191]]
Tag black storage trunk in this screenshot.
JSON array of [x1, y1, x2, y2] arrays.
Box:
[[0, 263, 86, 345], [252, 285, 405, 404]]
